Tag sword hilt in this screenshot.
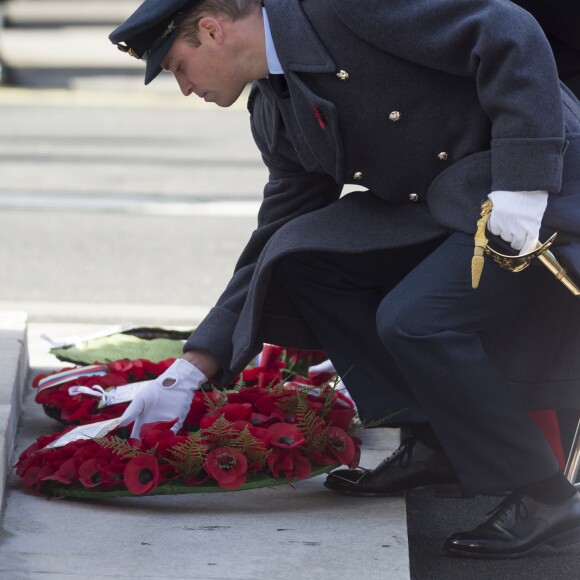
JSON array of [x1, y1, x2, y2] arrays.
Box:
[[472, 201, 580, 295]]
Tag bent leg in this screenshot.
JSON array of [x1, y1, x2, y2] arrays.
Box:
[[377, 232, 559, 494], [271, 239, 445, 424]]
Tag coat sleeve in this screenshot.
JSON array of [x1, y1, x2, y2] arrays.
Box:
[[183, 88, 342, 383], [329, 0, 566, 193]]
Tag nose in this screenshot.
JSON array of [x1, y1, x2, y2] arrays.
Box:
[[175, 74, 194, 97]]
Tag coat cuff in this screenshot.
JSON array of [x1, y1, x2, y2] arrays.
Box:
[[183, 306, 238, 386], [491, 138, 565, 193]]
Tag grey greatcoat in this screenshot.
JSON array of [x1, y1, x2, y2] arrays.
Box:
[[185, 0, 580, 402]]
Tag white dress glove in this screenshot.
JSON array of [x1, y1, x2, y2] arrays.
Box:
[[487, 190, 548, 255], [119, 358, 207, 439]]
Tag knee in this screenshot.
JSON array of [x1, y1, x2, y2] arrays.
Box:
[[376, 295, 405, 347], [376, 293, 430, 348]]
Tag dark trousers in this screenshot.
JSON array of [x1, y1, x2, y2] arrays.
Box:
[[271, 231, 560, 495]]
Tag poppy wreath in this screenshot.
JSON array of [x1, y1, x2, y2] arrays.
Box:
[[33, 345, 329, 427], [16, 379, 361, 498], [33, 358, 177, 425]]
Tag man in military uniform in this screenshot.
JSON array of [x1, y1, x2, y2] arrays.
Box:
[[110, 0, 580, 558]]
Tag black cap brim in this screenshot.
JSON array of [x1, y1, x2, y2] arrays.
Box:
[[109, 0, 200, 85], [144, 27, 179, 85]]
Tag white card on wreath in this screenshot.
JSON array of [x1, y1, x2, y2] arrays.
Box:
[[97, 381, 151, 409], [44, 418, 124, 449]]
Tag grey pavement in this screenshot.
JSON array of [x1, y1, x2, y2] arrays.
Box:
[[0, 322, 410, 579]]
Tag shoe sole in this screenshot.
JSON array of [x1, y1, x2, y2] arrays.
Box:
[[445, 525, 580, 559], [324, 480, 464, 498]]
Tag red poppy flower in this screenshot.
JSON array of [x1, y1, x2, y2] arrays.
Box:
[[101, 460, 127, 488], [183, 394, 208, 428], [254, 392, 293, 415], [267, 448, 311, 481], [124, 454, 160, 495], [79, 458, 105, 487], [61, 398, 97, 423], [42, 457, 79, 484], [242, 345, 286, 388], [140, 420, 178, 454], [326, 427, 356, 466], [140, 419, 178, 438], [268, 423, 305, 448], [230, 419, 254, 433], [242, 367, 285, 389], [248, 426, 272, 448], [185, 473, 209, 486], [217, 403, 253, 423], [326, 407, 356, 430], [307, 369, 335, 387], [158, 463, 179, 483], [21, 466, 42, 489], [72, 441, 108, 462], [226, 386, 269, 405], [204, 447, 248, 490], [15, 435, 55, 477], [250, 412, 280, 428], [199, 415, 219, 430], [310, 450, 339, 466], [305, 396, 325, 411], [291, 452, 312, 480]]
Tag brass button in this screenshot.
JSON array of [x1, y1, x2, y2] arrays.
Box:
[[336, 70, 350, 81], [389, 111, 401, 122], [353, 171, 363, 180], [437, 151, 449, 161], [409, 193, 419, 202]]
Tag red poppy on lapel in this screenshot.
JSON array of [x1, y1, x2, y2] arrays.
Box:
[[312, 107, 326, 130]]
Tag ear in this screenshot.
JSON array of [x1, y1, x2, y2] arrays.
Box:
[[197, 16, 225, 45]]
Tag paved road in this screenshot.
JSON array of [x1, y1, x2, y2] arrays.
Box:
[[0, 88, 263, 325]]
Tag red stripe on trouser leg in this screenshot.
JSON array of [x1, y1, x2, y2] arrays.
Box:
[[529, 410, 566, 469]]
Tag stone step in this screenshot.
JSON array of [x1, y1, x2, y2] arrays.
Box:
[[0, 26, 142, 68], [1, 0, 139, 27], [0, 311, 28, 512]]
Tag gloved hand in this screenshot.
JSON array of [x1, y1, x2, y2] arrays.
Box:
[[487, 190, 548, 255], [119, 358, 207, 439]]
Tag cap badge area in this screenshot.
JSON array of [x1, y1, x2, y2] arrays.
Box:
[[162, 20, 177, 38], [116, 44, 141, 59]]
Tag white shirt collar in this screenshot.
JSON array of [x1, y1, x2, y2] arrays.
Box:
[[262, 7, 284, 74]]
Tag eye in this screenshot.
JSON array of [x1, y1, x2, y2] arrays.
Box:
[[176, 64, 182, 74]]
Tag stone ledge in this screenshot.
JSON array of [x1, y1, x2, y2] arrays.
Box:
[[0, 311, 28, 511]]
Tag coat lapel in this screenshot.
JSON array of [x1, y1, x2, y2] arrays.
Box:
[[263, 0, 344, 182]]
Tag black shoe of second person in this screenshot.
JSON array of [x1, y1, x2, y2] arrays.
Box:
[[324, 436, 462, 497]]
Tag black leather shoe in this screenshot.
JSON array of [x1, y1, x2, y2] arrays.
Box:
[[324, 436, 462, 497], [445, 491, 580, 558]]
